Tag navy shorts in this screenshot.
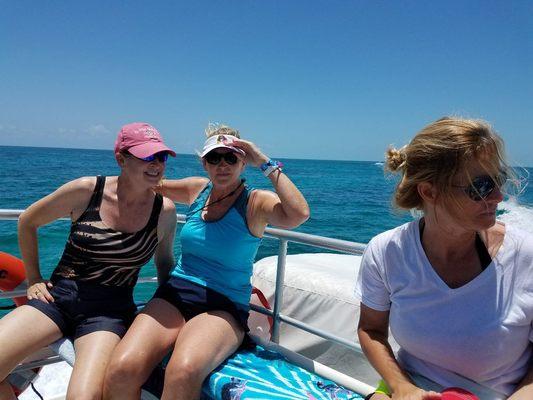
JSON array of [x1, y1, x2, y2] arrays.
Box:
[[27, 278, 136, 340], [153, 276, 250, 332]]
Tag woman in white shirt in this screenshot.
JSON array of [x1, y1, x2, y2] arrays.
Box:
[[356, 117, 533, 400]]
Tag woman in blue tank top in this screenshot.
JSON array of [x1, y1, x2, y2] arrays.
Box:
[[104, 123, 310, 399]]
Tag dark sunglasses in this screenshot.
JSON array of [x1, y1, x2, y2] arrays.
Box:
[[127, 151, 169, 163], [454, 173, 507, 201], [204, 151, 239, 165]]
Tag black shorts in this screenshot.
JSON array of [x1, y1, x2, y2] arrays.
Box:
[[27, 278, 136, 340], [153, 276, 250, 332]]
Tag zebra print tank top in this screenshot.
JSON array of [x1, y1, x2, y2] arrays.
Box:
[[52, 176, 163, 288]]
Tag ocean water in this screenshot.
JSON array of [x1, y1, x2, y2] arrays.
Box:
[[1, 145, 532, 312]]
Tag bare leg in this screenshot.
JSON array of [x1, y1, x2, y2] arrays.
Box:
[[161, 310, 244, 400], [65, 330, 121, 400], [103, 299, 186, 400], [0, 305, 63, 398], [0, 382, 17, 400]]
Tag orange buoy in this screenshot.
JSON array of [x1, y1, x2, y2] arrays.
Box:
[[1, 251, 38, 396], [0, 251, 27, 306]]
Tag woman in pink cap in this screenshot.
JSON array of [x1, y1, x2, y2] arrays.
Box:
[[104, 123, 310, 399], [0, 123, 178, 399]]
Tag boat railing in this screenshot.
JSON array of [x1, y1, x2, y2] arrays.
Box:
[[0, 208, 367, 354]]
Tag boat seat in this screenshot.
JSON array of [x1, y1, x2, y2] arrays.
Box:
[[48, 337, 75, 366], [47, 336, 371, 399]]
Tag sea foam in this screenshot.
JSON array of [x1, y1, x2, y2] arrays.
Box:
[[499, 198, 533, 234]]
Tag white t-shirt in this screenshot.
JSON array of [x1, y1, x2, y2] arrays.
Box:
[[355, 220, 533, 396]]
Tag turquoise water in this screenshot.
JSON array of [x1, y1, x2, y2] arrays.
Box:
[[1, 145, 532, 312]]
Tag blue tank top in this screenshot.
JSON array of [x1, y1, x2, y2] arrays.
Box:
[[171, 180, 262, 308]]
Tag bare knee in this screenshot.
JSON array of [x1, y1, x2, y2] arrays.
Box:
[[164, 357, 204, 388], [105, 352, 149, 390]]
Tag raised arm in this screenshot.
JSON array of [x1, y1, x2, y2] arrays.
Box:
[[228, 137, 310, 230], [157, 177, 209, 206], [18, 177, 96, 303], [154, 197, 177, 284], [358, 305, 441, 400]]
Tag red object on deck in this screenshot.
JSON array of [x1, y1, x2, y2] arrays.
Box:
[[0, 251, 27, 306], [442, 387, 480, 400]]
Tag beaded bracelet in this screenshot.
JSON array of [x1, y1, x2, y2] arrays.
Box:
[[259, 159, 284, 177]]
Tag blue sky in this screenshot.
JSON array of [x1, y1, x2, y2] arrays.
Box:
[[1, 1, 532, 165]]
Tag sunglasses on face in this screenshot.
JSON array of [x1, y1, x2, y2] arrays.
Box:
[[454, 173, 507, 201], [203, 151, 239, 165], [127, 151, 169, 163]]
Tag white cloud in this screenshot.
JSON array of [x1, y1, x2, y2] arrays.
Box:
[[0, 124, 20, 133], [1, 124, 111, 149], [85, 124, 111, 137]]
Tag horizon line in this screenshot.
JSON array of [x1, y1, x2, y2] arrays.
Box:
[[0, 144, 383, 164], [2, 144, 532, 169]]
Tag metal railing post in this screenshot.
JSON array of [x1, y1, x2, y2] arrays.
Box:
[[271, 239, 288, 343]]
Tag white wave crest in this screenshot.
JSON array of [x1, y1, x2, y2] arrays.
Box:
[[498, 198, 533, 234]]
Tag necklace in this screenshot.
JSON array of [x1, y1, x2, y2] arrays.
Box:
[[190, 179, 244, 215]]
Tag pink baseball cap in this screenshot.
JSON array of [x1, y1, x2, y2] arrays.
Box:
[[114, 122, 176, 159]]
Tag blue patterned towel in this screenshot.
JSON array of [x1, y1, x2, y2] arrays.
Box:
[[201, 346, 364, 400]]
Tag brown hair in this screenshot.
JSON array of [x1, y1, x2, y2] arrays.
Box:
[[386, 117, 511, 211]]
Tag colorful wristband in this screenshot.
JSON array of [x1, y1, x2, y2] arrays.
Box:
[[374, 380, 391, 396], [259, 159, 283, 177]]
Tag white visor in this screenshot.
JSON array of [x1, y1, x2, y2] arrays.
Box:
[[198, 135, 246, 158]]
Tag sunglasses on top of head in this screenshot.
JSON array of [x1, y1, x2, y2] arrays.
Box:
[[454, 172, 507, 201], [203, 151, 239, 166], [127, 151, 169, 163]]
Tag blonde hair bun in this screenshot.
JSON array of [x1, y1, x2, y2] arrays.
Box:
[[386, 146, 407, 172]]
